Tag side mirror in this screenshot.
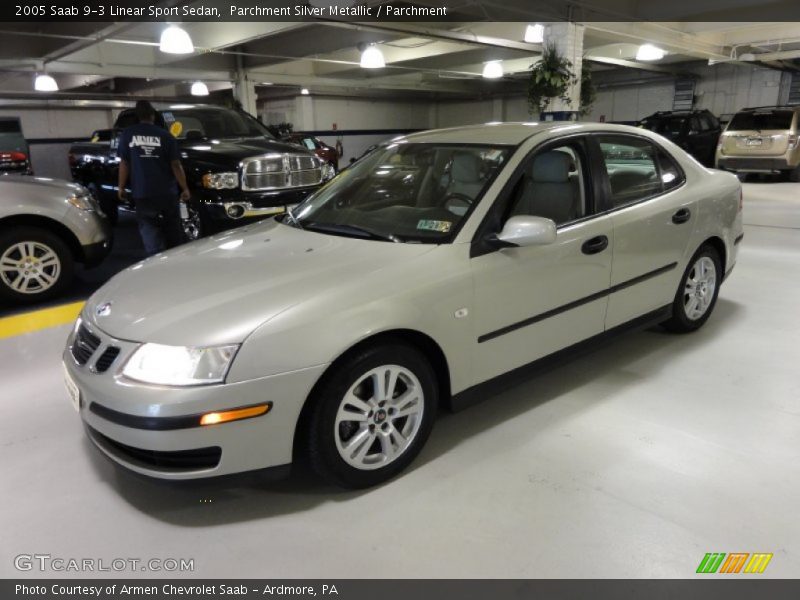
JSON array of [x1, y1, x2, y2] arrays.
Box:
[[489, 215, 557, 248]]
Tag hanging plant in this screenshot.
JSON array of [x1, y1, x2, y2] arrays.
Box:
[[528, 42, 578, 116], [579, 66, 597, 117]]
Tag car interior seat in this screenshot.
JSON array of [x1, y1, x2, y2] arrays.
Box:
[[513, 151, 579, 224], [446, 151, 485, 201]]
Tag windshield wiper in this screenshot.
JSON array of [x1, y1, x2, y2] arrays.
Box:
[[303, 222, 402, 243], [284, 207, 304, 230]]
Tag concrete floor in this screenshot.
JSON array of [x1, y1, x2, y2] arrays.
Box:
[[1, 181, 799, 579]]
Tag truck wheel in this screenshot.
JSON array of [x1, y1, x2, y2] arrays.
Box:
[[789, 166, 800, 183], [0, 227, 74, 304]]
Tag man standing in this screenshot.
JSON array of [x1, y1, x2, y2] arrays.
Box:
[[118, 100, 191, 255]]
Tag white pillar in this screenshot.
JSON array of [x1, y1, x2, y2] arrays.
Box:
[[541, 22, 584, 120], [233, 71, 257, 117], [295, 95, 315, 131]]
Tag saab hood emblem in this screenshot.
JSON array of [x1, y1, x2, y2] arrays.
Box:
[[96, 302, 113, 317]]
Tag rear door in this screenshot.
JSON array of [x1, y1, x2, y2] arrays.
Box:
[[591, 134, 696, 329]]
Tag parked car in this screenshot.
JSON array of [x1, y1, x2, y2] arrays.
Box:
[[0, 176, 111, 304], [64, 123, 742, 488], [0, 117, 32, 175], [284, 133, 339, 171], [715, 105, 800, 181], [69, 104, 333, 238], [638, 109, 721, 166]]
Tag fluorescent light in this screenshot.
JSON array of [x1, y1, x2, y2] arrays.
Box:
[[190, 81, 209, 96], [482, 61, 504, 79], [159, 26, 194, 54], [636, 44, 665, 61], [34, 74, 58, 92], [738, 53, 756, 61], [360, 45, 385, 69], [525, 23, 544, 44], [301, 88, 310, 95]]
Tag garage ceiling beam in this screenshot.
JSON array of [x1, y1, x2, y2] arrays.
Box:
[[586, 55, 684, 74]]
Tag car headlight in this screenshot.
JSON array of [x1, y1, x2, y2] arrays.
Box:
[[68, 194, 96, 211], [202, 172, 239, 189], [121, 343, 239, 386]]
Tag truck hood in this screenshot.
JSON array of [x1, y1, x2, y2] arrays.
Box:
[[85, 219, 436, 346], [180, 137, 311, 169]]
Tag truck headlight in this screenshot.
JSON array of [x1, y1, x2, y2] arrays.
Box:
[[202, 172, 239, 189], [321, 162, 336, 181], [122, 343, 239, 386]]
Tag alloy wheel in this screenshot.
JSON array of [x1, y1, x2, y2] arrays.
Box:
[[334, 365, 425, 470], [683, 256, 717, 320], [0, 241, 61, 295]]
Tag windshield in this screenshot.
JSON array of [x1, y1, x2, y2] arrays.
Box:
[[161, 109, 273, 140], [287, 142, 511, 243], [728, 110, 794, 131]]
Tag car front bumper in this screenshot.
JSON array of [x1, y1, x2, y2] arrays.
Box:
[[63, 323, 327, 481]]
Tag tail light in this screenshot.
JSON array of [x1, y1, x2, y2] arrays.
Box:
[[0, 151, 27, 162], [789, 134, 799, 150]]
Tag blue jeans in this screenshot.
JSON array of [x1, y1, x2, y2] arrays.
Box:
[[135, 199, 183, 256]]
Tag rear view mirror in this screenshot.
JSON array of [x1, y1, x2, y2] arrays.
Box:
[[490, 215, 557, 248]]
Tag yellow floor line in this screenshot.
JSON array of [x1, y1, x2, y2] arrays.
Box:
[[0, 301, 85, 340]]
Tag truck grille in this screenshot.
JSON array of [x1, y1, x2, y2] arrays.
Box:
[[241, 153, 323, 191], [71, 324, 101, 365]]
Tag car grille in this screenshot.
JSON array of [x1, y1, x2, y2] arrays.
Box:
[[94, 346, 120, 373], [241, 153, 323, 191], [71, 324, 101, 365], [88, 426, 222, 472]]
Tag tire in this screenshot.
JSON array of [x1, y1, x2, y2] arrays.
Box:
[[305, 343, 437, 488], [0, 227, 74, 304], [788, 165, 800, 183], [662, 244, 722, 333]]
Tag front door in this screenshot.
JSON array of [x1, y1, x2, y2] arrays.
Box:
[[469, 137, 613, 385]]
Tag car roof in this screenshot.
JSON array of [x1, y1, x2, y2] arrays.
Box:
[[397, 122, 655, 145]]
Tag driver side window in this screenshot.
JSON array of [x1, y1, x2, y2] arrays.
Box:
[[507, 143, 588, 226]]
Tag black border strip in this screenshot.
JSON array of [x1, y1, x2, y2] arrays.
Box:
[[734, 233, 744, 245], [477, 262, 677, 343], [89, 401, 272, 431]]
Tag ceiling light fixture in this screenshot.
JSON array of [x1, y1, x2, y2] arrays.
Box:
[[160, 25, 194, 54], [301, 88, 310, 95], [34, 74, 58, 92], [524, 23, 544, 44], [738, 53, 756, 61], [482, 61, 504, 79], [191, 82, 209, 96], [360, 44, 385, 69], [636, 44, 666, 61]]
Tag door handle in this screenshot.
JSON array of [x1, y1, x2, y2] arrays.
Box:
[[672, 208, 691, 224], [581, 235, 608, 255]]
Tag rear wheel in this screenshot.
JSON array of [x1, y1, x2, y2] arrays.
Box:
[[662, 245, 721, 333], [0, 227, 74, 304], [788, 165, 800, 183], [305, 343, 437, 488]]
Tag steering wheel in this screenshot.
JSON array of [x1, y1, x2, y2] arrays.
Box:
[[440, 192, 473, 215]]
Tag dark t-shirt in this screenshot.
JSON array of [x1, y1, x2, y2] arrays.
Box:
[[118, 122, 179, 201]]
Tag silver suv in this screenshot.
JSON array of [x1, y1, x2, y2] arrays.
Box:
[[716, 105, 800, 181], [0, 175, 111, 304]]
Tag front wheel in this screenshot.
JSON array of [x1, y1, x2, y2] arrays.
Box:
[[662, 245, 721, 333], [0, 227, 74, 304], [305, 343, 437, 488]]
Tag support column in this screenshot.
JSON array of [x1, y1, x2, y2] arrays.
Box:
[[233, 71, 257, 117], [541, 22, 584, 121]]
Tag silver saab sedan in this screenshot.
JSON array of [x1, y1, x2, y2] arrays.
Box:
[[63, 123, 743, 488]]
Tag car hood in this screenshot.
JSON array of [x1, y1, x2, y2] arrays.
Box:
[[179, 137, 311, 168], [0, 175, 84, 195], [85, 219, 437, 346]]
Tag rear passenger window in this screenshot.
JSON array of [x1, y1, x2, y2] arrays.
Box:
[[598, 136, 662, 208], [656, 148, 684, 192]]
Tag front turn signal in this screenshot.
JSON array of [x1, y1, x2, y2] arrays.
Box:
[[199, 404, 270, 426]]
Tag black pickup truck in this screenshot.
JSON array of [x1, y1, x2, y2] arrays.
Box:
[[69, 104, 333, 238]]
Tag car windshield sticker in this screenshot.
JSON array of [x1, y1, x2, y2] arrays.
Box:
[[91, 133, 100, 142], [417, 219, 452, 233], [162, 112, 175, 123], [169, 121, 183, 137]]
